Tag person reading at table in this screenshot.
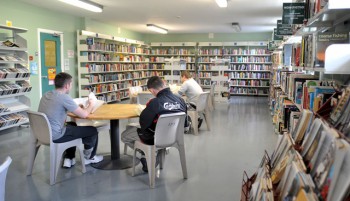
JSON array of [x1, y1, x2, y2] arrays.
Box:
[[38, 72, 103, 168], [121, 76, 187, 172], [177, 71, 204, 128]]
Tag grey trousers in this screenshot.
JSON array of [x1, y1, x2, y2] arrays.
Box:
[[121, 127, 140, 149]]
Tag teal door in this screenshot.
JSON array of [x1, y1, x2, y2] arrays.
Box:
[[40, 32, 62, 95]]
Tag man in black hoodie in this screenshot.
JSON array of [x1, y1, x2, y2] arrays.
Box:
[[121, 76, 187, 172]]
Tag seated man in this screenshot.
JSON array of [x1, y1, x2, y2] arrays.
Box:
[[121, 76, 187, 172], [177, 71, 204, 128], [38, 72, 103, 168]]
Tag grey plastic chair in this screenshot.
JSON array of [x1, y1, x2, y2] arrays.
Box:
[[188, 91, 211, 135], [132, 112, 188, 188], [209, 83, 216, 110], [0, 156, 12, 201], [26, 111, 86, 185]]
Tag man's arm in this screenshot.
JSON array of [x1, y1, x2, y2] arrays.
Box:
[[139, 100, 157, 132], [177, 82, 188, 97], [72, 99, 95, 118]]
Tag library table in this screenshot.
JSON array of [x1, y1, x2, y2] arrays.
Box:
[[69, 104, 140, 170]]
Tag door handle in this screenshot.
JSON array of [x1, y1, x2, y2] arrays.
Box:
[[42, 76, 48, 79]]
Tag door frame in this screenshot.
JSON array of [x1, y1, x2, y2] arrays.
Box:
[[37, 28, 64, 98]]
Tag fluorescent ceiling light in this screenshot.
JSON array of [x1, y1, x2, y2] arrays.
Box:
[[58, 0, 103, 12], [232, 23, 241, 32], [215, 0, 227, 8], [146, 24, 168, 34]]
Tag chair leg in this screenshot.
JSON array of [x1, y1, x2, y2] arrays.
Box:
[[203, 110, 211, 131], [78, 144, 86, 173], [188, 112, 198, 135], [159, 149, 166, 170], [145, 148, 156, 188], [26, 142, 40, 176], [132, 148, 137, 177], [178, 145, 188, 179], [124, 144, 128, 155]]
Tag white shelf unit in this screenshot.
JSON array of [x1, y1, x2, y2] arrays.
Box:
[[0, 25, 30, 131], [150, 42, 197, 83], [77, 30, 150, 103], [211, 59, 229, 102], [223, 41, 271, 96], [164, 58, 186, 84]]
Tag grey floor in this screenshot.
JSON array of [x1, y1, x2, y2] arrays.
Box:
[[0, 96, 278, 201]]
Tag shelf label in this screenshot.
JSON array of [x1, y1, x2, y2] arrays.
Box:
[[86, 37, 94, 45], [282, 3, 305, 25], [277, 20, 292, 36]]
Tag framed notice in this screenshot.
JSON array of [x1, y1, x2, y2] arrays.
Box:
[[277, 20, 293, 36], [274, 28, 283, 41]]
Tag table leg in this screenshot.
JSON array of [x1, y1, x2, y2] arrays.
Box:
[[91, 119, 139, 170]]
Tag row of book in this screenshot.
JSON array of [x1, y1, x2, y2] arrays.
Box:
[[86, 79, 148, 94], [288, 32, 348, 68], [229, 87, 268, 95], [223, 48, 268, 55], [150, 48, 174, 55], [229, 64, 270, 71], [0, 67, 30, 79], [86, 63, 148, 73], [0, 112, 28, 129], [305, 0, 328, 21], [0, 81, 31, 96], [229, 80, 269, 87], [244, 112, 350, 201], [198, 72, 220, 78], [96, 90, 129, 103], [86, 52, 148, 62], [0, 55, 26, 62], [229, 72, 270, 79], [198, 48, 222, 55], [87, 41, 148, 54], [230, 56, 271, 63], [179, 56, 196, 63], [149, 56, 166, 62], [85, 72, 151, 84]]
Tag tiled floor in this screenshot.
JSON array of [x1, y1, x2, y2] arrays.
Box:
[[0, 96, 278, 201]]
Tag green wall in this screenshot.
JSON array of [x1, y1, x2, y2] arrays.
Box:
[[1, 0, 273, 111], [144, 32, 273, 43]]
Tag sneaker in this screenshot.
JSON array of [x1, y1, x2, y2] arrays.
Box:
[[84, 155, 103, 165], [62, 158, 76, 168], [198, 118, 203, 128]]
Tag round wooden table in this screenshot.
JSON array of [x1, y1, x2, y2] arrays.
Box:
[[69, 104, 141, 170]]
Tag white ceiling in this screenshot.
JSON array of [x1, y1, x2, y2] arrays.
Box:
[[19, 0, 293, 34]]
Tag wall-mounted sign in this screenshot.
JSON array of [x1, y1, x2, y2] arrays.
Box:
[[273, 28, 283, 40], [277, 20, 293, 36]]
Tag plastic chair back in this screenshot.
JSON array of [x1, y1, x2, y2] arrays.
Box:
[[137, 93, 154, 105], [0, 156, 12, 201], [155, 112, 186, 148], [27, 111, 52, 145], [196, 92, 210, 112]]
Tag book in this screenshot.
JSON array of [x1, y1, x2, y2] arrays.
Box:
[[315, 32, 349, 67], [291, 109, 313, 145], [73, 92, 105, 114]]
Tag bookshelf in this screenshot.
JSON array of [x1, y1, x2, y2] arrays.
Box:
[[149, 42, 196, 84], [0, 25, 30, 131], [222, 41, 272, 97], [77, 30, 150, 103]]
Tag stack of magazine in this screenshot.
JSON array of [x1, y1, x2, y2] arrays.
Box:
[[0, 81, 31, 96], [0, 112, 28, 128], [0, 67, 30, 79]]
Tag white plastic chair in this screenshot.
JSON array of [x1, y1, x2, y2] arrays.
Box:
[[0, 157, 12, 201], [188, 91, 211, 135], [26, 111, 86, 185], [209, 83, 216, 111], [132, 112, 188, 188]]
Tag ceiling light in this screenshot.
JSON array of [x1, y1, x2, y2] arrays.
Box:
[[58, 0, 103, 12], [232, 23, 241, 32], [146, 24, 168, 34], [215, 0, 227, 8]]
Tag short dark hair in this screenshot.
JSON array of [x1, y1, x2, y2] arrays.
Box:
[[181, 71, 192, 79], [147, 76, 164, 90], [54, 72, 72, 89]]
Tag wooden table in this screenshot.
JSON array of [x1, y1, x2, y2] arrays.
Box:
[[69, 104, 140, 170]]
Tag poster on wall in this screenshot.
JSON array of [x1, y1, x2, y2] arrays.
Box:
[[48, 67, 56, 85]]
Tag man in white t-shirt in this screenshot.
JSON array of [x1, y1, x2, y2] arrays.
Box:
[[177, 71, 204, 128]]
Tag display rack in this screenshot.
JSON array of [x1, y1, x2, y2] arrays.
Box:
[[0, 25, 30, 131], [77, 30, 150, 103]]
